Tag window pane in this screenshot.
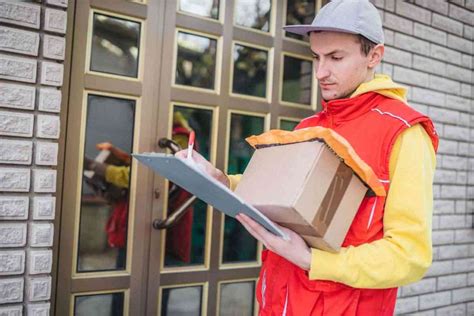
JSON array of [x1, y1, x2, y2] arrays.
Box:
[[280, 119, 298, 131], [164, 106, 213, 267], [282, 55, 313, 105], [90, 13, 141, 78], [223, 114, 264, 263], [232, 44, 268, 98], [234, 0, 272, 32], [175, 32, 217, 90], [178, 0, 220, 20], [219, 281, 255, 316], [285, 0, 316, 41], [74, 292, 124, 316], [161, 286, 202, 316], [77, 94, 135, 272]]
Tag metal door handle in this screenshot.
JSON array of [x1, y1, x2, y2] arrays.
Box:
[[153, 137, 197, 229], [158, 137, 181, 154], [152, 195, 197, 229]]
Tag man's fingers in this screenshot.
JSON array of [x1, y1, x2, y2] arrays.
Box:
[[175, 150, 187, 158], [236, 213, 279, 248], [240, 213, 282, 244], [236, 214, 264, 240], [236, 214, 270, 248]]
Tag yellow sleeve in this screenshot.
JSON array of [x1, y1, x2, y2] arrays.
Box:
[[227, 174, 242, 191], [105, 165, 130, 189], [308, 124, 436, 288]]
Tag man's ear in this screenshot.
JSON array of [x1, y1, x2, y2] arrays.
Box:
[[368, 44, 384, 69]]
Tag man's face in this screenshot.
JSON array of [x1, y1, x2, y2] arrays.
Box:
[[309, 31, 372, 101]]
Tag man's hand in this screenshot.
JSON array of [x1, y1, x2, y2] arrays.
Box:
[[236, 213, 312, 271], [175, 150, 229, 187]]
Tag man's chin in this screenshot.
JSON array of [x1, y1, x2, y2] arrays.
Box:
[[321, 91, 340, 101], [322, 90, 354, 101]]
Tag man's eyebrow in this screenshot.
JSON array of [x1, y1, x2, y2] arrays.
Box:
[[310, 49, 345, 56]]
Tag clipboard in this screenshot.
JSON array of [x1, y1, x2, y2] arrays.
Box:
[[133, 152, 287, 239]]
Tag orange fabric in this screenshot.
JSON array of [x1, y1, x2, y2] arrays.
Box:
[[245, 127, 386, 197]]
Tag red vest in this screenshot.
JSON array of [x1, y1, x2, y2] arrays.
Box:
[[256, 92, 438, 316]]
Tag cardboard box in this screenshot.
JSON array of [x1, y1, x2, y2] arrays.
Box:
[[234, 140, 368, 252]]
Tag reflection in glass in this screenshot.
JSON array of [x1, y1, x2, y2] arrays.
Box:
[[235, 0, 272, 32], [285, 0, 316, 41], [223, 114, 264, 263], [232, 44, 268, 98], [178, 0, 220, 20], [175, 32, 218, 90], [280, 119, 298, 131], [219, 282, 255, 316], [282, 55, 313, 105], [77, 94, 135, 272], [165, 106, 213, 267], [90, 13, 141, 77], [161, 286, 202, 316], [74, 292, 124, 316]]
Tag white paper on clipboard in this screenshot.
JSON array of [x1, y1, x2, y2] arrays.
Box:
[[133, 152, 288, 239]]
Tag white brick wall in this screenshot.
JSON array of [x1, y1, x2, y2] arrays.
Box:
[[0, 0, 66, 311], [0, 305, 22, 315], [372, 1, 474, 314], [0, 278, 24, 304]]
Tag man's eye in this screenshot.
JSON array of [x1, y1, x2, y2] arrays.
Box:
[[332, 56, 343, 61]]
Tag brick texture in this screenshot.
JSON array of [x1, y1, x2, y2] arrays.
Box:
[[367, 1, 474, 314], [0, 0, 66, 310]]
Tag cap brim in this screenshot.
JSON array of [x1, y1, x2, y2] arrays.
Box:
[[283, 24, 359, 36]]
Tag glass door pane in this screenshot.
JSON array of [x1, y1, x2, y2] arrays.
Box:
[[234, 0, 272, 32], [77, 94, 136, 272], [222, 113, 265, 263], [90, 13, 141, 78], [161, 285, 204, 316], [164, 105, 214, 268], [74, 292, 125, 316], [178, 0, 220, 20]]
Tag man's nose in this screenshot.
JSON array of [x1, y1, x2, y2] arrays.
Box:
[[315, 61, 330, 81]]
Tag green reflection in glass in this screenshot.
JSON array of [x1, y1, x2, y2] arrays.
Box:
[[219, 281, 255, 316], [175, 32, 217, 90], [282, 55, 313, 105], [178, 0, 220, 20], [223, 113, 264, 263], [90, 13, 141, 77], [280, 119, 299, 131], [285, 0, 316, 41], [164, 106, 213, 267], [232, 44, 268, 98], [234, 0, 272, 32], [77, 94, 135, 272], [74, 292, 124, 316], [161, 286, 202, 316]]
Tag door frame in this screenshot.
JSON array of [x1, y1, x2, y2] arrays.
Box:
[[55, 0, 165, 314]]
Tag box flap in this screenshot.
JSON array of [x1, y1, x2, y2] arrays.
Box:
[[245, 127, 386, 197]]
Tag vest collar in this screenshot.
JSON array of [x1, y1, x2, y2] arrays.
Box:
[[322, 92, 383, 126]]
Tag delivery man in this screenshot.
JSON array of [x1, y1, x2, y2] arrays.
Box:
[[177, 0, 438, 314]]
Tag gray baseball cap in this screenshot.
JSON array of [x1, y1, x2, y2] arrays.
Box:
[[283, 0, 384, 44]]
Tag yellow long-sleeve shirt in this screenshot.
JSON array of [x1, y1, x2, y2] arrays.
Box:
[[227, 124, 436, 289]]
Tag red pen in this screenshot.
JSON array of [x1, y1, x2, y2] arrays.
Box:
[[187, 131, 195, 162]]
